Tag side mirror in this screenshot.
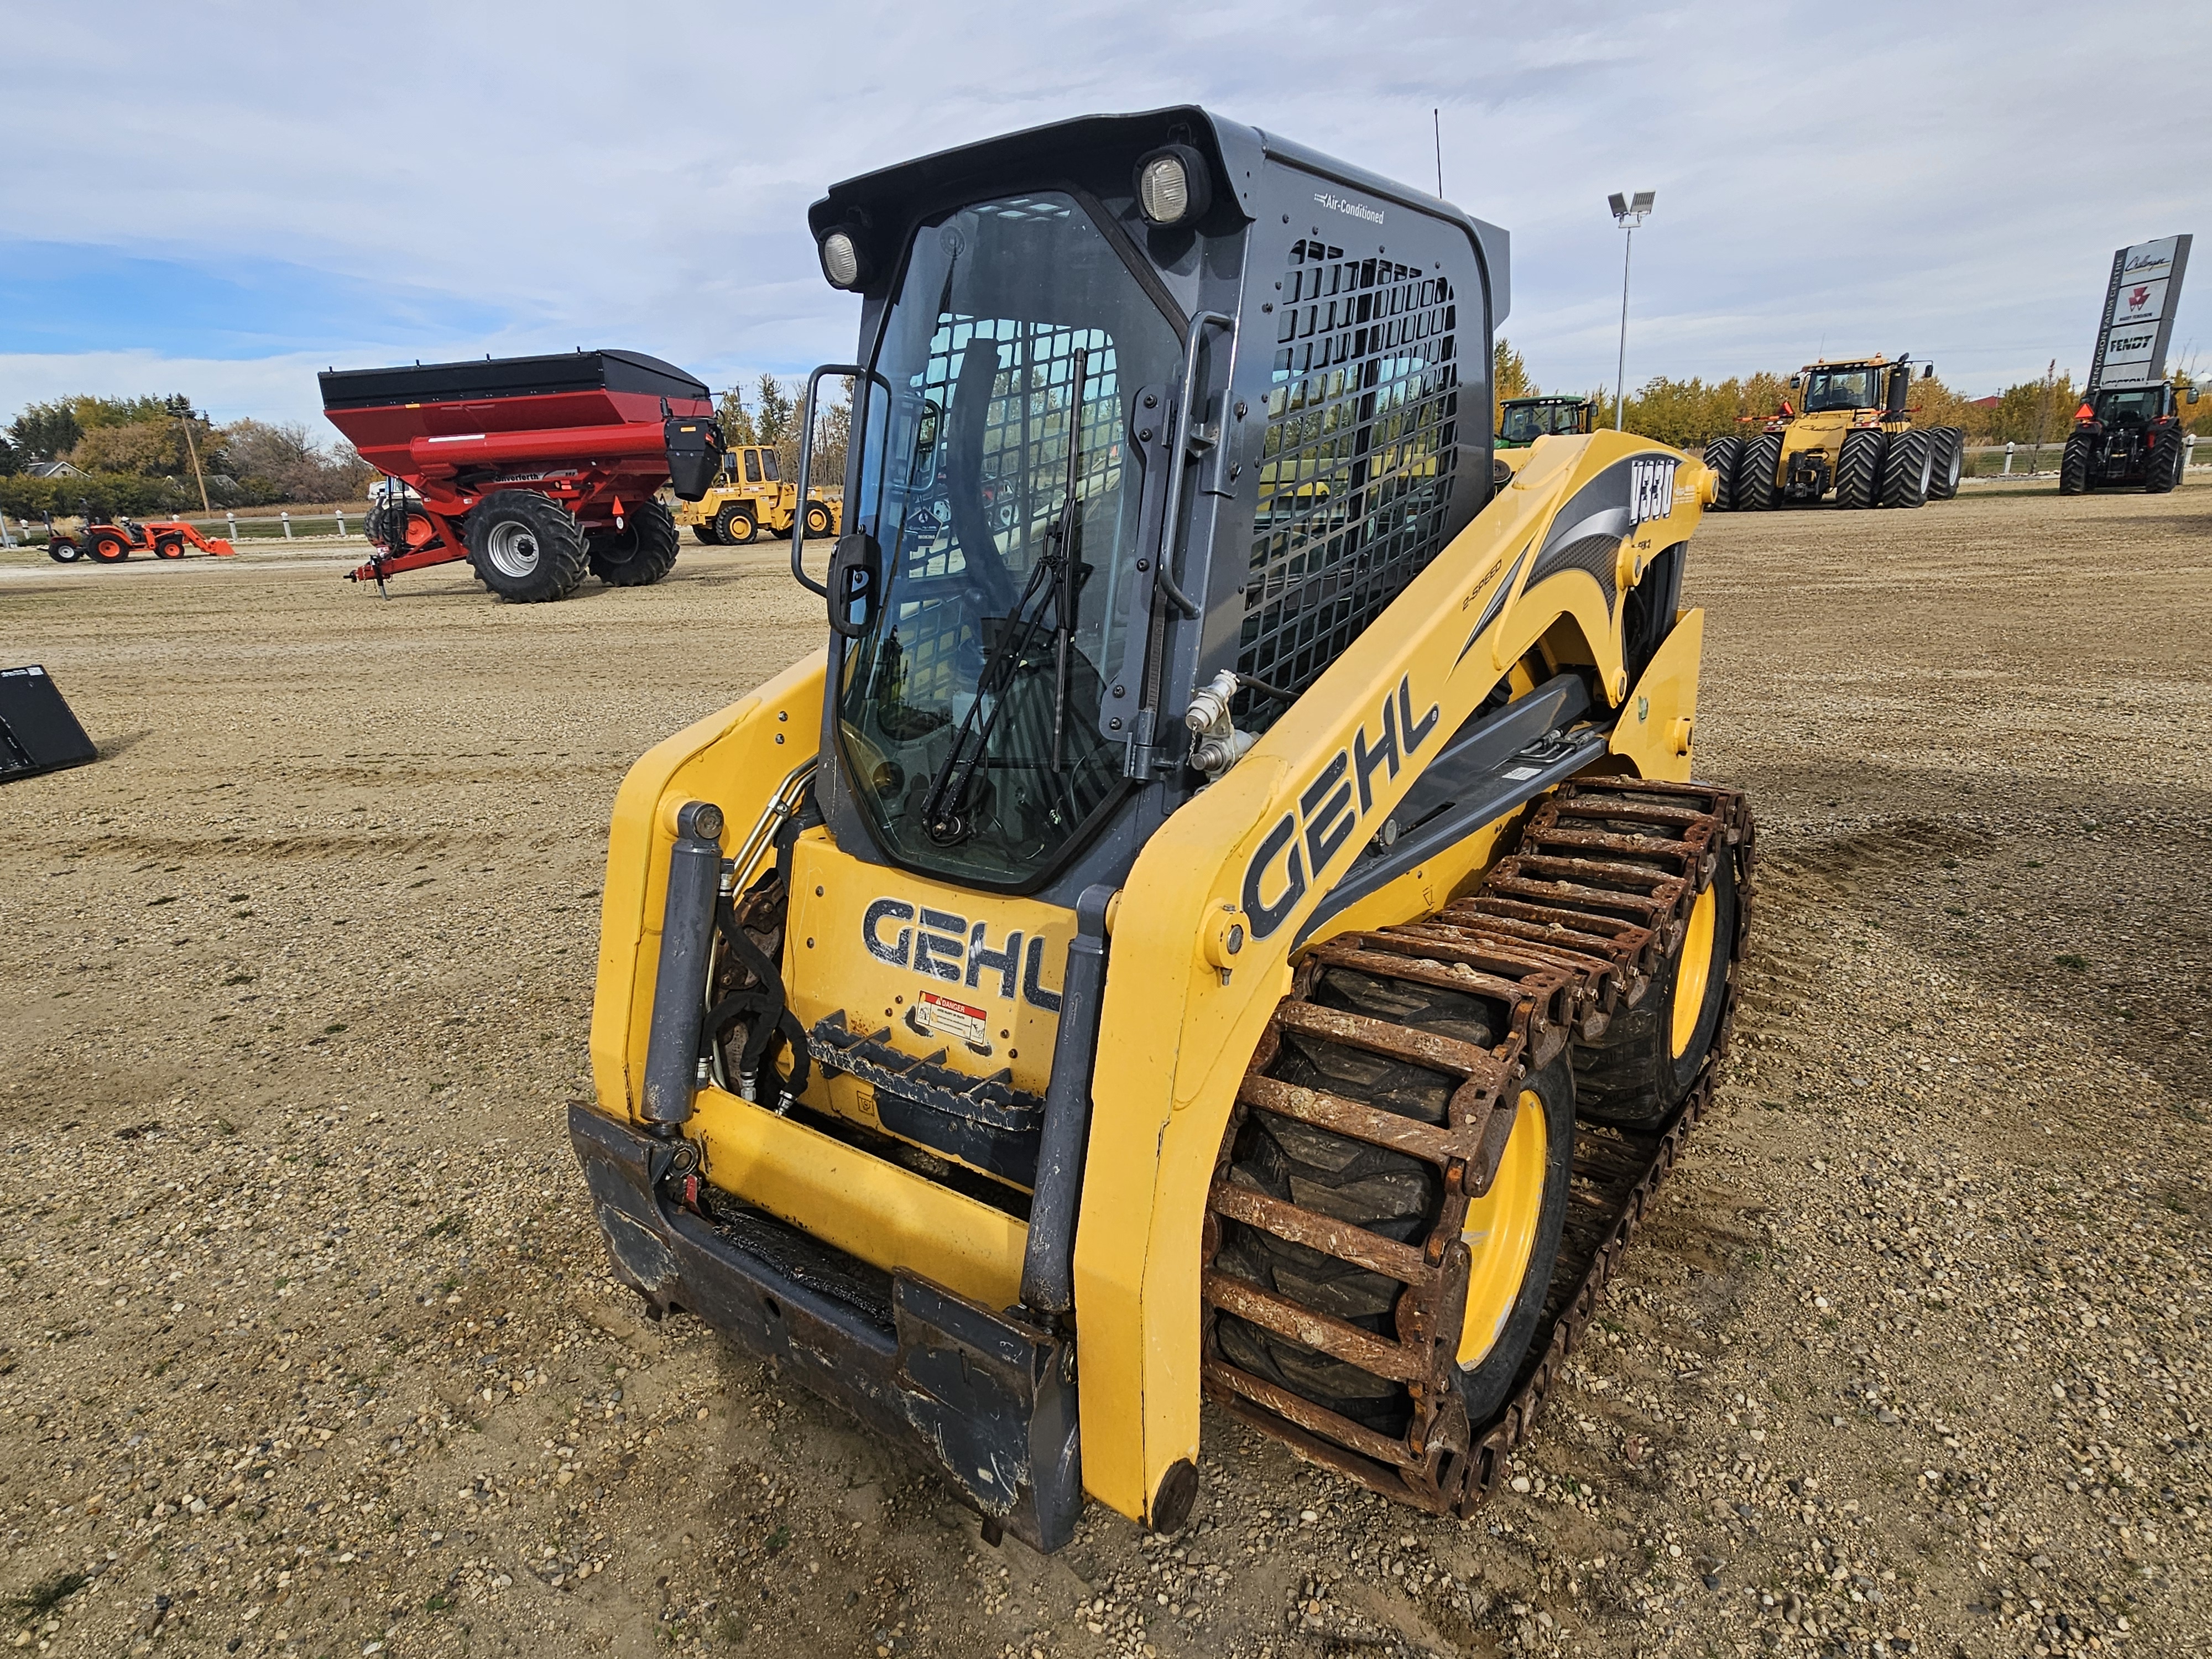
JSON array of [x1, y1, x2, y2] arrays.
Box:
[[664, 416, 726, 502], [1922, 362, 1936, 379], [2190, 387, 2201, 406], [826, 531, 882, 639]]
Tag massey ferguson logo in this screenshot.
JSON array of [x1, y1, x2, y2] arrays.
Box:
[[1241, 674, 1439, 941], [861, 900, 1062, 1013], [2124, 284, 2153, 314]]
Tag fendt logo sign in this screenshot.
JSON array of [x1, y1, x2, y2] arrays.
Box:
[[861, 900, 1063, 1013], [2090, 235, 2191, 391], [1241, 674, 1441, 940]]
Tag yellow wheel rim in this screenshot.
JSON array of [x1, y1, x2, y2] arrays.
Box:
[[1456, 1090, 1547, 1371], [1670, 881, 1719, 1060]]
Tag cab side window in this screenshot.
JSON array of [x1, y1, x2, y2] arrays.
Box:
[[760, 450, 781, 482], [743, 450, 763, 484]]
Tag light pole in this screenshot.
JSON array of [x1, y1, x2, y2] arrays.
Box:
[[1608, 190, 1655, 431]]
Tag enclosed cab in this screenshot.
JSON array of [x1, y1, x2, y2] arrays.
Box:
[[672, 445, 843, 545], [1707, 356, 1964, 512], [2060, 381, 2195, 494], [1495, 394, 1593, 448]]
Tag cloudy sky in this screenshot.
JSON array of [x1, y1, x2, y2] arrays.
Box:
[[4, 3, 2208, 433]]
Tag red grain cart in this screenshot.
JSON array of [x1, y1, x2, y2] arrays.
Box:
[[46, 515, 237, 564], [319, 349, 724, 603]]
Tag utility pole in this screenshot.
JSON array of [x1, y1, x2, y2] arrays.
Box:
[[1608, 191, 1655, 430], [2030, 358, 2056, 472], [170, 398, 212, 513]]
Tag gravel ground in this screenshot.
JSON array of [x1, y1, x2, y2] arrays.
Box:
[[0, 484, 2206, 1659]]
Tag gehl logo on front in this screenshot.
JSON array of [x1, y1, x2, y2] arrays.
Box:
[[862, 900, 1063, 1013], [1242, 674, 1441, 940]]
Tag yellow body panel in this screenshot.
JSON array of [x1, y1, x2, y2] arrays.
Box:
[[672, 446, 843, 537], [587, 429, 1713, 1526]]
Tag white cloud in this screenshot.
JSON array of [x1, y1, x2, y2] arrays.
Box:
[[3, 1, 2209, 417]]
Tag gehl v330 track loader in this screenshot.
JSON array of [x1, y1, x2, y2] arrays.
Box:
[[574, 108, 1755, 1550]]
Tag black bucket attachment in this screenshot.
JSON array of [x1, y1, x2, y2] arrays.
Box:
[[665, 415, 727, 502]]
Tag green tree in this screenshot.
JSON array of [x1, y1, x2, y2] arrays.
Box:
[[755, 373, 795, 447], [8, 400, 85, 461], [717, 387, 759, 447]]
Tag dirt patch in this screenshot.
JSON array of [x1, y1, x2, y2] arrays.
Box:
[[0, 489, 2206, 1658]]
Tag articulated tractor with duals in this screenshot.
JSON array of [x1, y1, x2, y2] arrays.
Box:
[[1707, 355, 1963, 511], [575, 107, 1755, 1549]]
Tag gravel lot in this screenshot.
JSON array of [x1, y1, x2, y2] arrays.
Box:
[[1, 483, 2206, 1659]]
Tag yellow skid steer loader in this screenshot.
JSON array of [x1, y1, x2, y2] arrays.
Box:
[[576, 108, 1754, 1551]]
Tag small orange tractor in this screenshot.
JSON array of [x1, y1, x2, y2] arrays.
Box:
[[45, 510, 237, 564]]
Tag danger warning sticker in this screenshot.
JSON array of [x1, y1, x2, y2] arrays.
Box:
[[918, 990, 988, 1045]]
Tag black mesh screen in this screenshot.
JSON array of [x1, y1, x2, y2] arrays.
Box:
[[1238, 238, 1461, 721]]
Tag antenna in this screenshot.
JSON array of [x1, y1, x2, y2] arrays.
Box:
[[1432, 108, 1444, 198]]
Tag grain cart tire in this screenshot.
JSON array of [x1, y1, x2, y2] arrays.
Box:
[[88, 528, 132, 562], [714, 503, 757, 546], [2059, 432, 2091, 495], [1211, 967, 1578, 1432], [802, 499, 836, 538], [1735, 434, 1782, 511], [588, 499, 682, 587], [690, 525, 719, 545], [1927, 427, 1964, 499], [1571, 847, 1740, 1128], [152, 533, 187, 559], [1702, 436, 1744, 510], [1879, 428, 1932, 508], [1832, 429, 1882, 509], [465, 491, 589, 603], [2145, 426, 2183, 494]]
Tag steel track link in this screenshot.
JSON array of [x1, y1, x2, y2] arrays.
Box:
[[1201, 776, 1757, 1516]]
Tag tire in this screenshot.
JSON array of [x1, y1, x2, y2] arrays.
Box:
[[714, 503, 757, 546], [1702, 436, 1743, 511], [2059, 432, 2091, 495], [1211, 969, 1577, 1433], [88, 529, 132, 563], [152, 533, 186, 559], [1571, 847, 1741, 1127], [2145, 426, 2183, 494], [802, 499, 836, 538], [588, 498, 681, 587], [690, 525, 719, 546], [1927, 427, 1964, 500], [1879, 427, 1932, 508], [1832, 428, 1882, 509], [1736, 433, 1781, 511], [463, 491, 588, 603], [46, 538, 82, 564]]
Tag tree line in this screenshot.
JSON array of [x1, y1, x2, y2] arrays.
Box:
[[1493, 340, 2203, 451], [0, 394, 374, 518]]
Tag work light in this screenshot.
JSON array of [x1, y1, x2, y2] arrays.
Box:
[[820, 230, 864, 290], [1135, 145, 1211, 226]]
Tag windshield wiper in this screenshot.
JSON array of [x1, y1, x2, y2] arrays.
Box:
[[919, 349, 1092, 847], [1050, 346, 1089, 773]]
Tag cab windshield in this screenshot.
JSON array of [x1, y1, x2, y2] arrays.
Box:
[[1802, 368, 1881, 413], [838, 192, 1183, 888], [1498, 401, 1578, 444], [2094, 388, 2159, 426]]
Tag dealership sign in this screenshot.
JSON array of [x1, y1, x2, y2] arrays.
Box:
[[2088, 236, 2192, 391]]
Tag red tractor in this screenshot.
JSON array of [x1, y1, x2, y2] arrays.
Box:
[[2059, 381, 2197, 494], [320, 349, 722, 603], [45, 510, 237, 564]]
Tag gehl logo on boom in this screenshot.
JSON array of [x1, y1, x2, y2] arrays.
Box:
[[1243, 674, 1440, 940]]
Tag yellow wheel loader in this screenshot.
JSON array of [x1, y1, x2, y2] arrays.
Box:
[[576, 108, 1755, 1551], [672, 443, 842, 546], [1705, 356, 1964, 510]]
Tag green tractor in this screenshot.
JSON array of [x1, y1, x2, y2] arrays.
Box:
[[1496, 394, 1594, 448]]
